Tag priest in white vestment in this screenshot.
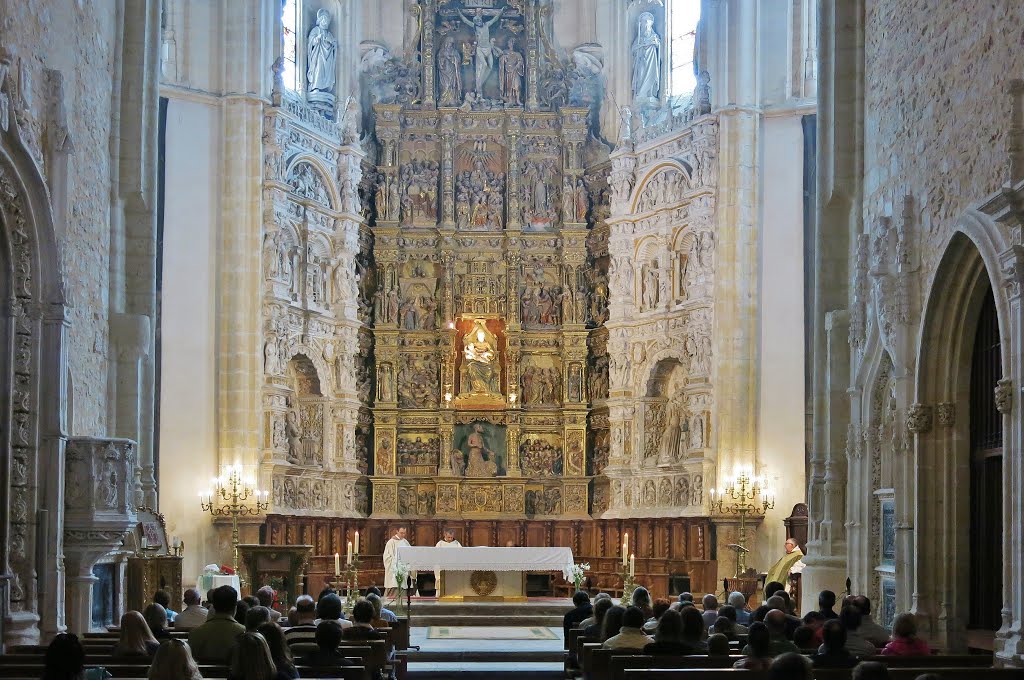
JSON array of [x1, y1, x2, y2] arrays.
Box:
[[435, 528, 462, 547], [383, 526, 411, 599]]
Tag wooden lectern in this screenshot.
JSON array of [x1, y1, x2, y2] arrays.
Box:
[[237, 544, 312, 610]]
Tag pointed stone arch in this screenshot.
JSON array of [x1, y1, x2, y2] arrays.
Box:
[[0, 77, 69, 646], [911, 210, 1019, 654]]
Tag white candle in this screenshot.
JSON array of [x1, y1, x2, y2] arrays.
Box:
[[622, 533, 629, 565], [347, 540, 353, 565], [629, 553, 635, 578], [354, 531, 360, 555], [334, 552, 340, 576], [141, 537, 148, 549]]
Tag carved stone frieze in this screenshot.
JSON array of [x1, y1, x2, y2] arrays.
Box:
[[995, 378, 1014, 414]]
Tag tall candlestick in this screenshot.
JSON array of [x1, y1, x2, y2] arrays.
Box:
[[347, 540, 353, 565], [354, 531, 360, 555], [629, 553, 635, 578], [334, 552, 340, 576]]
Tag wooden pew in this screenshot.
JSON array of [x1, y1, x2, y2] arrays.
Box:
[[610, 655, 744, 680]]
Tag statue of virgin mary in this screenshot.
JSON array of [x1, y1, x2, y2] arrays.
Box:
[[460, 319, 500, 396], [631, 12, 661, 103]]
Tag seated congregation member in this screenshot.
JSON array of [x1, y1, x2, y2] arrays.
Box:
[[580, 592, 611, 630], [678, 606, 709, 653], [343, 599, 384, 641], [642, 598, 671, 634], [853, 595, 892, 647], [811, 619, 858, 668], [582, 596, 613, 639], [148, 639, 203, 680], [243, 595, 260, 608], [718, 605, 748, 633], [258, 622, 299, 679], [678, 591, 694, 606], [228, 631, 283, 680], [792, 624, 817, 650], [766, 594, 800, 636], [602, 605, 653, 650], [284, 594, 318, 651], [256, 586, 283, 622], [854, 661, 891, 680], [599, 605, 626, 642], [801, 610, 826, 646], [764, 581, 786, 599], [247, 605, 274, 631], [707, 633, 731, 657], [153, 590, 178, 622], [234, 598, 250, 625], [143, 603, 171, 640], [564, 591, 594, 636], [701, 593, 720, 628], [728, 591, 752, 624], [770, 652, 813, 680], [42, 633, 93, 680], [752, 604, 771, 623], [173, 589, 209, 630], [631, 586, 654, 619], [755, 610, 799, 656], [817, 590, 839, 619], [881, 612, 931, 656], [710, 615, 737, 640], [111, 610, 160, 657], [643, 609, 688, 655], [734, 621, 773, 671], [840, 604, 880, 657], [188, 584, 246, 663], [366, 591, 398, 623], [299, 620, 355, 668], [314, 592, 353, 628]]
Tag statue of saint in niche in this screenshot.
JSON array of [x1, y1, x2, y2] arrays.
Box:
[[438, 36, 463, 106], [459, 318, 500, 396], [464, 423, 498, 478], [306, 9, 338, 103], [498, 37, 525, 105], [457, 6, 504, 95], [631, 12, 661, 103]]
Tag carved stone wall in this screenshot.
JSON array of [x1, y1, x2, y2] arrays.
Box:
[[597, 115, 718, 518], [259, 85, 370, 517]]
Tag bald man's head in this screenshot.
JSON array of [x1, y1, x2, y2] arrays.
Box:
[[765, 608, 788, 635], [766, 595, 787, 611]]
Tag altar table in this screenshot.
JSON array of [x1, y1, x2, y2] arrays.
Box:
[[395, 546, 575, 601]]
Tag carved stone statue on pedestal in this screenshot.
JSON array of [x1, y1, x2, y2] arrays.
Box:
[[306, 9, 338, 110]]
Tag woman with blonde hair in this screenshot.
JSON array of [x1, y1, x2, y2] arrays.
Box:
[[228, 631, 278, 680], [111, 610, 160, 657], [148, 639, 202, 680], [881, 612, 930, 656]]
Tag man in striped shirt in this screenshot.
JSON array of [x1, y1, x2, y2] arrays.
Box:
[[283, 595, 318, 653]]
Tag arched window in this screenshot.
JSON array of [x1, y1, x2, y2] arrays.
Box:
[[668, 0, 701, 97], [282, 0, 300, 91]]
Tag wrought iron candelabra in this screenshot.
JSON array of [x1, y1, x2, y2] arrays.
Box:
[[709, 466, 775, 577], [199, 463, 269, 579]]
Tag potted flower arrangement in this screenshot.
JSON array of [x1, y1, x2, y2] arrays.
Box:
[[570, 562, 590, 592]]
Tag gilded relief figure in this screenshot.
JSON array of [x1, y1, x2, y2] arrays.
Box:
[[464, 423, 498, 477], [459, 318, 500, 396]]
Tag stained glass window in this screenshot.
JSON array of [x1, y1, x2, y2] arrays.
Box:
[[668, 0, 701, 97]]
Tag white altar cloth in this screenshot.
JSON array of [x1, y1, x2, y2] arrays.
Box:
[[395, 546, 576, 581]]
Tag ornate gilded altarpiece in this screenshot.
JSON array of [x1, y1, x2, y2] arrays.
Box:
[[259, 0, 718, 525]]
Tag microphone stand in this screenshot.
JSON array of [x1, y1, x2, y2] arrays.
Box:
[[405, 574, 420, 651]]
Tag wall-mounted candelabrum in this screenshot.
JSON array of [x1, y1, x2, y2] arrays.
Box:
[[199, 463, 270, 580], [708, 465, 775, 577]]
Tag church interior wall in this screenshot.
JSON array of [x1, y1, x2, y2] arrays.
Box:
[[0, 0, 120, 436], [158, 98, 222, 581], [753, 112, 806, 573]]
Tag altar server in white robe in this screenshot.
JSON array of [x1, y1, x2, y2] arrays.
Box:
[[435, 528, 462, 547], [383, 526, 412, 600]]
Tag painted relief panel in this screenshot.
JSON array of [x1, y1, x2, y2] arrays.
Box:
[[453, 421, 507, 477]]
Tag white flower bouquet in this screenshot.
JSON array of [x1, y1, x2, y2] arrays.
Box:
[[570, 562, 590, 591]]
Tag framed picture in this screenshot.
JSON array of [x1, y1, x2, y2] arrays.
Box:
[[136, 506, 169, 554]]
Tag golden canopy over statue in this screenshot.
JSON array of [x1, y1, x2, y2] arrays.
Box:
[[459, 318, 501, 396]]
